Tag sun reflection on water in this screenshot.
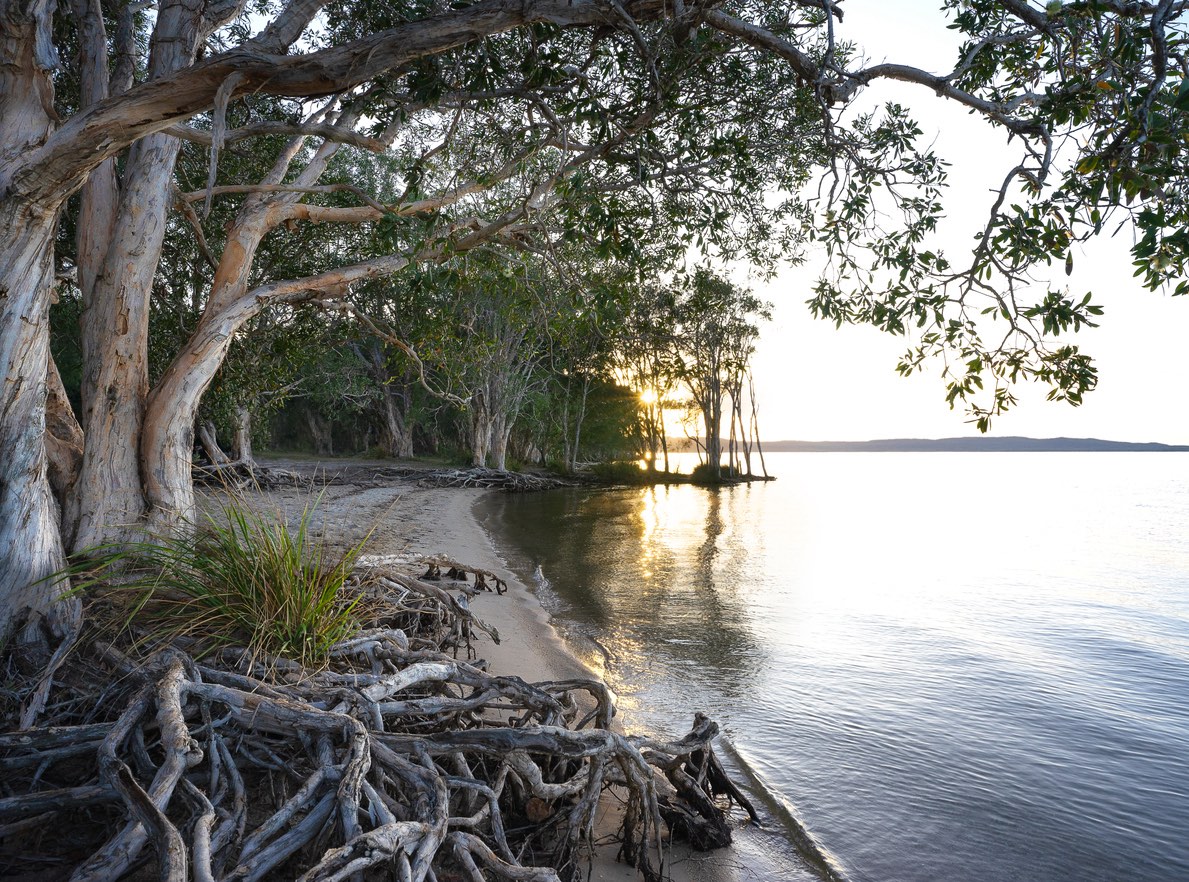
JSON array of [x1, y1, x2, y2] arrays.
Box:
[[485, 453, 1189, 882]]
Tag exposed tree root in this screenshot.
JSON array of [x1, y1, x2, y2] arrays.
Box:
[[1, 557, 751, 881]]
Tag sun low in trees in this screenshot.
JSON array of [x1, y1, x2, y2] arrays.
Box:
[[617, 284, 682, 474], [612, 271, 769, 482]]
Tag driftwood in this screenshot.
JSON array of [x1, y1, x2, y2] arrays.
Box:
[[194, 462, 575, 495], [418, 557, 508, 595], [193, 462, 318, 492], [371, 467, 577, 493], [1, 558, 751, 882]]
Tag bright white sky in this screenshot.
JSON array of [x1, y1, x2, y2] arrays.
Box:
[[747, 0, 1189, 444]]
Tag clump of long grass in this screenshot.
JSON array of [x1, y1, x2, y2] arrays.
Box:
[[98, 496, 367, 667]]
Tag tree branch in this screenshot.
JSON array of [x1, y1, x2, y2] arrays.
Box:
[[12, 0, 674, 203], [165, 121, 388, 153]]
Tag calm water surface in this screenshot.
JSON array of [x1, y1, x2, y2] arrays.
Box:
[[479, 453, 1189, 882]]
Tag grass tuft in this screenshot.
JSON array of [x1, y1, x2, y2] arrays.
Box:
[[90, 495, 367, 667]]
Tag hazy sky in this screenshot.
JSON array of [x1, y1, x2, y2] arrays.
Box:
[[748, 1, 1189, 444]]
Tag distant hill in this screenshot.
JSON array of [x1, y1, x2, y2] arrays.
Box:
[[761, 436, 1189, 452]]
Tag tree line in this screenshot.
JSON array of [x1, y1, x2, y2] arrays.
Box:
[[52, 207, 771, 480]]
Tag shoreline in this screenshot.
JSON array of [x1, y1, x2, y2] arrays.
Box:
[[399, 485, 599, 690], [407, 486, 745, 882], [457, 483, 841, 882], [419, 486, 800, 882], [258, 471, 752, 881]]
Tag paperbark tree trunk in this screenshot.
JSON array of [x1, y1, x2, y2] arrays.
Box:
[[305, 409, 335, 456], [0, 2, 80, 644], [749, 374, 768, 479], [232, 405, 253, 466], [45, 352, 84, 507], [659, 402, 671, 474], [702, 392, 723, 481], [0, 205, 78, 647], [71, 0, 206, 550], [60, 0, 118, 545], [560, 391, 572, 471], [380, 387, 415, 458], [470, 392, 492, 467], [569, 376, 590, 473], [363, 343, 415, 459], [490, 411, 511, 472]]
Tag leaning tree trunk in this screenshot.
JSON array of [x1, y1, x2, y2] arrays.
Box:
[[197, 420, 230, 466], [141, 215, 273, 527], [142, 323, 242, 527], [749, 373, 769, 479]]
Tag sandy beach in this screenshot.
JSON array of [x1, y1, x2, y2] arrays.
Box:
[[252, 470, 593, 688], [245, 463, 756, 881]]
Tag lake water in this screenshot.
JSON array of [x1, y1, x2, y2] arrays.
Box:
[[478, 452, 1189, 882]]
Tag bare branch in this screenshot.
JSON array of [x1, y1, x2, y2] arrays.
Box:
[[178, 183, 368, 203], [701, 9, 821, 86], [204, 71, 246, 216], [251, 0, 329, 53], [165, 120, 388, 153], [171, 189, 220, 270], [997, 0, 1051, 30]]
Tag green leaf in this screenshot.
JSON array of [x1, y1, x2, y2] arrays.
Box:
[[1174, 77, 1189, 111]]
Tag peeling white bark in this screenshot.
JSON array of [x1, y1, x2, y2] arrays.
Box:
[[0, 3, 75, 640], [0, 202, 74, 643], [72, 0, 208, 550]]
